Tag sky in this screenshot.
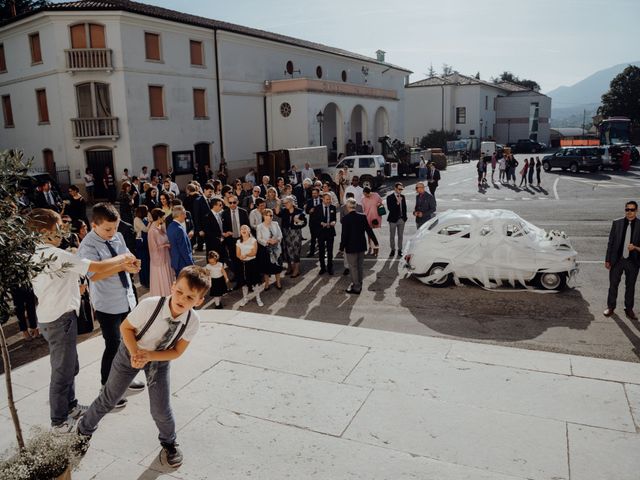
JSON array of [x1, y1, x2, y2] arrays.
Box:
[[142, 0, 638, 93]]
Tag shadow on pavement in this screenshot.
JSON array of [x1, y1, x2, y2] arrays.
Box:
[[395, 276, 595, 341]]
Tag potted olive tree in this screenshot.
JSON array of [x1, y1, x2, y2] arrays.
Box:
[[0, 150, 80, 479]]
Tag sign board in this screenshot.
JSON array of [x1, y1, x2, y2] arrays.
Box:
[[446, 140, 471, 152], [390, 162, 398, 177]]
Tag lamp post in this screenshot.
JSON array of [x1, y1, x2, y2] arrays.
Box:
[[479, 118, 483, 143], [316, 110, 324, 145], [507, 119, 511, 144]]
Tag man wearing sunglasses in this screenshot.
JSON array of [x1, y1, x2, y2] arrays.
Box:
[[604, 201, 640, 320]]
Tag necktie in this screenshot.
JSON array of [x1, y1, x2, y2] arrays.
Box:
[[105, 240, 130, 289], [215, 212, 222, 231], [315, 198, 319, 206], [47, 191, 55, 206], [623, 222, 632, 259], [232, 210, 240, 237], [156, 317, 180, 350]]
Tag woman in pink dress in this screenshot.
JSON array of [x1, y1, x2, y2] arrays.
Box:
[[361, 186, 382, 255], [147, 208, 174, 296]]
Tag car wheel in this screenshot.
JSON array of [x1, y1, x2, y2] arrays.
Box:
[[535, 272, 567, 291], [424, 263, 453, 287], [360, 175, 374, 190], [569, 162, 579, 173], [542, 161, 551, 172]]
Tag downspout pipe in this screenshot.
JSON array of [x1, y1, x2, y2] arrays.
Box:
[[213, 29, 224, 161]]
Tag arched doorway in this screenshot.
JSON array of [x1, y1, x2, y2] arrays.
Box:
[[374, 107, 390, 154], [85, 147, 113, 200], [322, 102, 344, 163], [350, 105, 368, 153]]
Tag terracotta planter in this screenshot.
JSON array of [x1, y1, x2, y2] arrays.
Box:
[[56, 466, 71, 480]]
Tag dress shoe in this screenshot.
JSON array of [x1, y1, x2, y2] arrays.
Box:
[[345, 288, 361, 295], [625, 309, 638, 321], [343, 268, 350, 276], [397, 250, 403, 257], [603, 308, 615, 317], [319, 268, 326, 275], [389, 249, 395, 257], [327, 268, 334, 275]]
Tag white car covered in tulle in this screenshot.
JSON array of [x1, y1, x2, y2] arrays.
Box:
[[404, 210, 578, 291]]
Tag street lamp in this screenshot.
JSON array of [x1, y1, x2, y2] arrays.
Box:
[[507, 119, 511, 144], [316, 110, 324, 145], [479, 118, 483, 143]]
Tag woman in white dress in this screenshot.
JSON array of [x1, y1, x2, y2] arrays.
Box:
[[236, 225, 263, 307]]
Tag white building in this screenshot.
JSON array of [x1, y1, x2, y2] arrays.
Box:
[[0, 0, 410, 196], [404, 73, 551, 148]]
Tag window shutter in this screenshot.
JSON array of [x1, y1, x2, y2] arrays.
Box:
[[36, 89, 49, 123], [149, 86, 164, 117], [145, 32, 160, 60], [89, 24, 106, 48], [2, 95, 14, 127], [70, 24, 87, 48], [0, 44, 7, 72], [29, 33, 42, 63], [153, 145, 169, 171], [193, 88, 206, 118], [190, 40, 203, 65]]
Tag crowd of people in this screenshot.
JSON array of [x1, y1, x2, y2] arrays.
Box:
[[476, 153, 543, 188]]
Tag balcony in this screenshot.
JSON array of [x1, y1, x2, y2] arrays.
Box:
[[266, 78, 398, 100], [65, 48, 113, 72], [71, 117, 119, 141]]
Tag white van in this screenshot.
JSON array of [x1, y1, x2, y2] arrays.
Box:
[[322, 155, 386, 189], [481, 141, 496, 161]]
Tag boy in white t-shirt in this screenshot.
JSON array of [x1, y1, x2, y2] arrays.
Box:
[[77, 265, 211, 468], [28, 209, 139, 433]]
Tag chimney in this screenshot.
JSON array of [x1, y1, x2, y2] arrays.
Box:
[[376, 50, 386, 63]]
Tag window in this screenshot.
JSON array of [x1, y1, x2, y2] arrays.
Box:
[[29, 33, 42, 64], [70, 23, 106, 48], [358, 157, 375, 168], [149, 85, 165, 118], [2, 95, 14, 127], [479, 225, 494, 237], [190, 40, 203, 66], [36, 89, 49, 123], [485, 96, 488, 110], [341, 70, 347, 82], [455, 129, 461, 136], [193, 88, 206, 118], [76, 82, 112, 117], [316, 65, 323, 79], [0, 44, 6, 72], [469, 129, 475, 136], [338, 158, 354, 168], [437, 224, 470, 238], [144, 32, 161, 61], [455, 107, 466, 124], [505, 223, 529, 238]]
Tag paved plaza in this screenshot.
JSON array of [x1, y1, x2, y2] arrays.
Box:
[[2, 310, 640, 479]]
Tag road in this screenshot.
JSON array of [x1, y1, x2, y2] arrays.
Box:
[[218, 156, 640, 362], [4, 157, 640, 372]]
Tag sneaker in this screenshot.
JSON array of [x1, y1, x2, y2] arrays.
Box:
[[128, 380, 146, 391], [256, 297, 264, 307], [161, 442, 183, 468], [214, 303, 223, 309], [68, 404, 88, 420], [239, 297, 248, 307], [52, 418, 77, 435]]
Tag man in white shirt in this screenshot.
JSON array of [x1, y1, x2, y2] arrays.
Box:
[[139, 166, 150, 182], [162, 178, 180, 197], [344, 176, 364, 205], [29, 208, 138, 432], [301, 162, 315, 182]]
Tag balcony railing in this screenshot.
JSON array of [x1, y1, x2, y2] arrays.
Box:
[[65, 48, 113, 71], [71, 117, 119, 140]]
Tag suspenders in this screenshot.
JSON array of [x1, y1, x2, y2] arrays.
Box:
[[134, 296, 191, 350]]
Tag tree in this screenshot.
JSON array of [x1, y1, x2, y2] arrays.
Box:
[[0, 149, 53, 451], [442, 63, 453, 76], [492, 71, 540, 91], [475, 72, 481, 80], [427, 63, 436, 78], [0, 0, 46, 21], [599, 65, 640, 126], [419, 129, 458, 150]]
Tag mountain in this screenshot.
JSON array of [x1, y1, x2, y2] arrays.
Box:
[[546, 61, 640, 127]]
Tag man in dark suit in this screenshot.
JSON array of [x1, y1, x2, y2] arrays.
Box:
[[258, 176, 271, 199], [413, 182, 437, 229], [193, 183, 214, 251], [305, 188, 322, 256], [386, 182, 408, 257], [604, 201, 640, 320], [222, 195, 250, 278], [340, 198, 378, 294], [426, 162, 441, 197], [315, 192, 337, 275], [202, 198, 227, 259], [34, 180, 62, 212], [166, 206, 195, 276]]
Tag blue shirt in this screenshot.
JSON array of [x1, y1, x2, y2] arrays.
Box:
[[77, 230, 137, 314]]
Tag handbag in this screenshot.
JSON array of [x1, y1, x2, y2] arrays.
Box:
[[377, 204, 387, 216], [77, 278, 95, 335]]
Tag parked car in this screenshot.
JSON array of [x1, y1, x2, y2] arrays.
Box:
[[541, 147, 602, 173], [508, 139, 546, 153], [322, 155, 386, 189], [404, 209, 578, 291]]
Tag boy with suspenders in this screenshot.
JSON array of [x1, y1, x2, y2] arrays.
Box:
[[77, 266, 211, 467]]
